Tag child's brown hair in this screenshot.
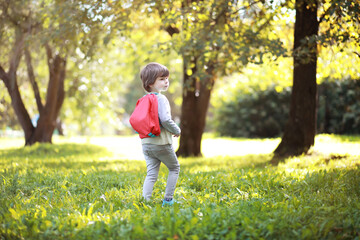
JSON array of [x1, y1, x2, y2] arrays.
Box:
[[140, 62, 169, 92]]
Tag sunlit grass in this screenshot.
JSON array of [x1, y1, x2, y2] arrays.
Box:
[[0, 137, 25, 149], [0, 134, 359, 239], [314, 134, 360, 156]]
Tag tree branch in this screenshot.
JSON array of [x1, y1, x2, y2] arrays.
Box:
[[154, 2, 180, 37], [8, 29, 25, 82], [0, 65, 9, 85], [231, 0, 264, 15], [165, 25, 180, 36], [24, 46, 44, 112], [318, 2, 335, 24], [256, 11, 277, 33], [44, 43, 54, 70], [54, 58, 66, 121], [44, 54, 63, 114], [1, 38, 34, 140]]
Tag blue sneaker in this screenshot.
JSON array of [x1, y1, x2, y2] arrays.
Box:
[[162, 198, 174, 207]]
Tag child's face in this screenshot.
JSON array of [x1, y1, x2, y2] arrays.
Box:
[[149, 76, 169, 92]]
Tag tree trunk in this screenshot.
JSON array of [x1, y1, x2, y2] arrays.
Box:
[[0, 31, 35, 142], [273, 0, 319, 159], [27, 53, 66, 145], [1, 67, 35, 141], [177, 61, 215, 157], [56, 119, 65, 136], [0, 32, 67, 146]]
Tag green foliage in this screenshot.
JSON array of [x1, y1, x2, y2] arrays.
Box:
[[143, 0, 287, 81], [2, 0, 359, 137], [118, 13, 183, 120], [214, 78, 360, 138], [214, 86, 291, 138], [318, 0, 360, 49], [318, 78, 360, 134], [1, 137, 360, 239], [0, 0, 126, 138]]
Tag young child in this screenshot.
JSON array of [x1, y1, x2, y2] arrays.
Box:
[[139, 62, 181, 206]]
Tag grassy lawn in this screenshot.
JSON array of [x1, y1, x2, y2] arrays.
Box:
[[0, 134, 359, 239]]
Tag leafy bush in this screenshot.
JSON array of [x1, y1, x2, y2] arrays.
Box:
[[214, 86, 291, 138], [318, 79, 360, 134], [214, 78, 360, 138]]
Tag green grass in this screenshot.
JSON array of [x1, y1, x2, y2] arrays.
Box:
[[1, 135, 360, 239]]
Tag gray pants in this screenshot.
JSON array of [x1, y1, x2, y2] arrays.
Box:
[[142, 144, 180, 200]]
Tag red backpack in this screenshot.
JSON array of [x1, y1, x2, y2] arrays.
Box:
[[129, 93, 161, 139]]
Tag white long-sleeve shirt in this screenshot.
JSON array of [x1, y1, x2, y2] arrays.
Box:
[[141, 93, 181, 145]]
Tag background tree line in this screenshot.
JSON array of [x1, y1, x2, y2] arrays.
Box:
[[0, 0, 359, 159], [214, 77, 360, 138]]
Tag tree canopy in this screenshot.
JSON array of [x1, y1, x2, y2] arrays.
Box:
[[0, 0, 128, 143], [0, 0, 359, 153]]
